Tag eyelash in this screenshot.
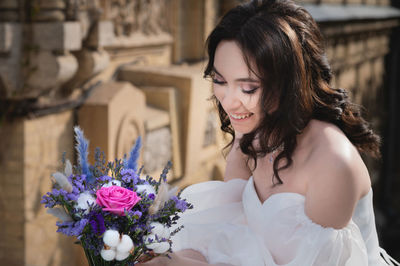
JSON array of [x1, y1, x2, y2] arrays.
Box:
[[211, 79, 259, 94]]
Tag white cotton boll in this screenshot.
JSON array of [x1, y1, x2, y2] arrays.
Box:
[[101, 248, 116, 261], [143, 233, 157, 244], [76, 191, 96, 214], [162, 227, 170, 239], [136, 184, 156, 195], [103, 230, 121, 248], [147, 242, 170, 254], [149, 222, 170, 239], [102, 180, 122, 187], [115, 251, 130, 261], [116, 235, 134, 253], [149, 222, 165, 236], [52, 172, 73, 193], [64, 160, 73, 178]]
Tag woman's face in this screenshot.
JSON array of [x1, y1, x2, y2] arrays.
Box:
[[212, 40, 262, 134]]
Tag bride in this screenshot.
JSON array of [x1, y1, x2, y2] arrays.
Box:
[[138, 0, 399, 265]]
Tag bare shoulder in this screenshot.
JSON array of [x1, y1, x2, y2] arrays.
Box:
[[302, 120, 372, 229]]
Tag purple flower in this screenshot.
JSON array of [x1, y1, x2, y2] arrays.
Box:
[[56, 219, 88, 236], [41, 193, 56, 208], [98, 175, 112, 183], [88, 212, 106, 236], [171, 196, 188, 212], [120, 169, 139, 184], [68, 174, 86, 192], [128, 210, 142, 219], [41, 188, 78, 208]]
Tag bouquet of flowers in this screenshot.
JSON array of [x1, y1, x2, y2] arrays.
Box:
[[41, 126, 192, 265]]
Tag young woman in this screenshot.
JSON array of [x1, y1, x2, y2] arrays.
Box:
[[138, 0, 399, 265]]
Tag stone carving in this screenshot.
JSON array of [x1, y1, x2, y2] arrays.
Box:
[[143, 126, 172, 174], [78, 81, 146, 165], [26, 51, 79, 96], [109, 0, 171, 37], [115, 112, 142, 160], [31, 0, 66, 22]]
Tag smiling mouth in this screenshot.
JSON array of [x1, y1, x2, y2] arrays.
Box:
[[229, 113, 254, 120]]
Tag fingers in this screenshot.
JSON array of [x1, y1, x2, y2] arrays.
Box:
[[135, 256, 168, 266]]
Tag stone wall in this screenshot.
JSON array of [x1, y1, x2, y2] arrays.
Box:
[[0, 111, 86, 266]]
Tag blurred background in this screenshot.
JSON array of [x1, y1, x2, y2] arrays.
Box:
[[0, 0, 399, 265]]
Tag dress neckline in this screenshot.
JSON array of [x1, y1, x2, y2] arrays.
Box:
[[248, 176, 305, 208], [247, 176, 372, 209]]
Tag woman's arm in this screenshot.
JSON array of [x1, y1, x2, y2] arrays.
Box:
[[224, 133, 252, 182], [304, 127, 371, 229]]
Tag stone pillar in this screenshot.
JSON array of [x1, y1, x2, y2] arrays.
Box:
[[78, 81, 146, 164], [0, 111, 86, 266], [169, 0, 219, 63]]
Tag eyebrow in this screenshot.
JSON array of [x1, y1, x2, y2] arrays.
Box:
[[212, 67, 260, 83]]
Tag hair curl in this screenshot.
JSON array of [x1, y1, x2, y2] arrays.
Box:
[[204, 0, 381, 185]]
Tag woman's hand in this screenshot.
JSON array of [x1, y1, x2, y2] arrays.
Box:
[[136, 249, 208, 266], [136, 255, 170, 266]]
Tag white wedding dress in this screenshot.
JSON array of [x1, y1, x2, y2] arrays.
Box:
[[171, 176, 399, 266]]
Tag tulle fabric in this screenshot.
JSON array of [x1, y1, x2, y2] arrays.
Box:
[[171, 177, 398, 266]]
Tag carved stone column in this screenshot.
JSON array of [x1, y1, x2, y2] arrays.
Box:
[[78, 81, 146, 164]]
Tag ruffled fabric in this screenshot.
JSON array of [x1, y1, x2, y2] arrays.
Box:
[[171, 177, 398, 266]]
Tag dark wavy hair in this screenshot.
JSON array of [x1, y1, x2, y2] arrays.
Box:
[[204, 0, 381, 185]]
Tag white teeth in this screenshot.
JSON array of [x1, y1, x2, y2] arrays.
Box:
[[231, 113, 252, 119]]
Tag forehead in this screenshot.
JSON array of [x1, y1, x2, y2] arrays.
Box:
[[214, 40, 258, 79]]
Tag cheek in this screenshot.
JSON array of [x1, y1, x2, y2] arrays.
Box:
[[213, 86, 224, 102], [243, 92, 261, 112]]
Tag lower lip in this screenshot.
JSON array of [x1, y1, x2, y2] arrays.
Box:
[[229, 114, 253, 122]]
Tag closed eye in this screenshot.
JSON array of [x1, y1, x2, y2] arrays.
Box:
[[242, 87, 259, 94], [241, 83, 259, 94], [212, 79, 226, 85]]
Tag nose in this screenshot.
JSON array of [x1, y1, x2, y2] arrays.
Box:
[[220, 86, 241, 110]]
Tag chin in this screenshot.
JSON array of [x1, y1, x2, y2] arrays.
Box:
[[232, 126, 254, 135]]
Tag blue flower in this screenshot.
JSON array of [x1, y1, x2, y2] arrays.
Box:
[[124, 136, 142, 172], [74, 126, 94, 184]]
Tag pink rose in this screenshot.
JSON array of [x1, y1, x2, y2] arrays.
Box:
[[96, 186, 141, 216]]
